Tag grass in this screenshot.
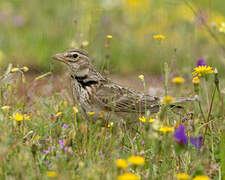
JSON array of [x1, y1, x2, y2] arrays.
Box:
[[0, 62, 224, 179]]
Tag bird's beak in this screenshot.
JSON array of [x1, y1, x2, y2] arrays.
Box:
[[51, 53, 67, 64]]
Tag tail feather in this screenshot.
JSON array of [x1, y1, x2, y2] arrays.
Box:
[[173, 97, 196, 104], [169, 97, 195, 113]]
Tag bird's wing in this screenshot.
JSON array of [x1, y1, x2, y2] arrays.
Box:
[[94, 83, 160, 113]]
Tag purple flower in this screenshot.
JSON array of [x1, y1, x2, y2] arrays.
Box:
[[56, 154, 60, 158], [190, 136, 202, 150], [123, 146, 127, 152], [43, 147, 51, 153], [69, 151, 73, 155], [174, 124, 188, 145], [141, 141, 145, 146], [98, 150, 103, 156], [58, 139, 65, 149], [197, 58, 206, 67], [62, 124, 68, 128]]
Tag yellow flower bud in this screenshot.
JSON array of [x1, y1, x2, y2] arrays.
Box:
[[22, 66, 29, 72], [11, 67, 19, 73], [73, 106, 78, 114], [153, 34, 165, 40], [172, 77, 184, 84], [81, 41, 89, 47], [1, 106, 11, 111], [46, 171, 57, 178], [138, 75, 144, 81], [87, 112, 95, 116], [139, 116, 146, 123], [192, 77, 200, 84], [56, 112, 62, 117], [107, 35, 112, 39]]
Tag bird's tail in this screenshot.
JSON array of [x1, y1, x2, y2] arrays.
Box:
[[173, 97, 196, 104], [165, 97, 196, 113]]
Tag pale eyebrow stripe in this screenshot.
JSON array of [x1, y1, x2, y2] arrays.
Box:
[[67, 49, 89, 57]]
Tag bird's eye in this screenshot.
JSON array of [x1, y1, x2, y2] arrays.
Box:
[[72, 53, 78, 59]]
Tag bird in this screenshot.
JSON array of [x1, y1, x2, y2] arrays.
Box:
[[52, 49, 193, 120]]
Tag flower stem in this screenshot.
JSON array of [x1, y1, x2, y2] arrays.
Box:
[[164, 62, 169, 97], [203, 78, 210, 109], [203, 86, 216, 145], [198, 101, 207, 123]]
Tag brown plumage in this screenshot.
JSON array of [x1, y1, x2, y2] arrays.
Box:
[[52, 49, 193, 119]]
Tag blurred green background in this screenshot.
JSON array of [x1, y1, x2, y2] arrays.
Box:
[[0, 0, 225, 76]]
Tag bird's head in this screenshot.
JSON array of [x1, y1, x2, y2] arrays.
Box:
[[52, 49, 90, 77]]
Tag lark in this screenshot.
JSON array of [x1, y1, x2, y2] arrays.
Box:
[[52, 49, 193, 119]]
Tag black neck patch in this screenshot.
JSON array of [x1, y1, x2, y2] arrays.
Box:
[[71, 75, 98, 88]]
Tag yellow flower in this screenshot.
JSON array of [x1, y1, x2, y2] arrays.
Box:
[[88, 112, 95, 116], [35, 135, 40, 140], [46, 171, 57, 178], [56, 112, 62, 117], [13, 113, 24, 121], [163, 96, 174, 104], [24, 114, 31, 120], [108, 122, 114, 128], [153, 34, 165, 40], [81, 41, 89, 47], [22, 66, 29, 72], [219, 22, 225, 33], [139, 116, 146, 123], [192, 77, 200, 84], [192, 65, 214, 77], [117, 173, 139, 180], [73, 106, 79, 114], [149, 118, 155, 123], [140, 117, 155, 123], [172, 77, 185, 84], [138, 75, 144, 81], [107, 35, 112, 39], [1, 106, 11, 111], [11, 67, 20, 73], [116, 159, 128, 169], [175, 173, 190, 179], [192, 175, 210, 180], [127, 156, 145, 165], [159, 126, 174, 134]]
